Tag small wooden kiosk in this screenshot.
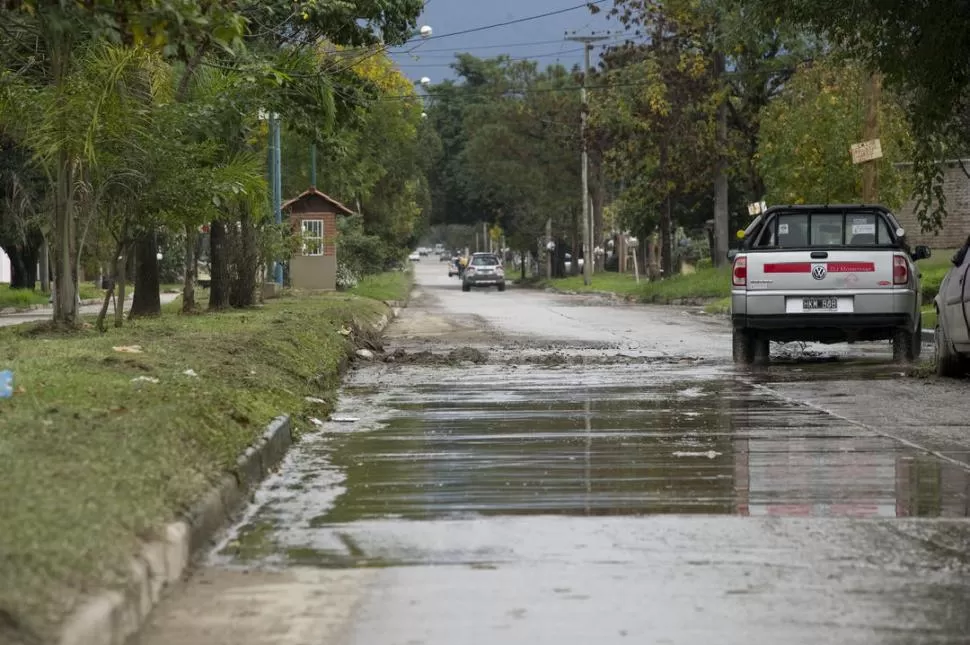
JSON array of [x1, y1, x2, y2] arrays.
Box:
[[282, 188, 355, 290]]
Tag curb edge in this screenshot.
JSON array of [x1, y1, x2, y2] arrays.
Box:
[[55, 299, 405, 645]]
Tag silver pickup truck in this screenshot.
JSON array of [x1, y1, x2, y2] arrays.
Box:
[[729, 205, 931, 365]]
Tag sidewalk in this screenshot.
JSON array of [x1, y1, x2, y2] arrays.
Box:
[[0, 294, 178, 327]]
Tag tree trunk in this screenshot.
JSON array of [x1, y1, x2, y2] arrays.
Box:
[[39, 239, 50, 292], [182, 224, 197, 313], [208, 220, 230, 310], [52, 149, 78, 324], [129, 231, 161, 318], [229, 207, 258, 307], [661, 197, 674, 278], [592, 185, 605, 271], [5, 239, 40, 290], [115, 245, 128, 328]]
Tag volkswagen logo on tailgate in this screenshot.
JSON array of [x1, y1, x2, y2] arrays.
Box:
[[811, 264, 827, 280]]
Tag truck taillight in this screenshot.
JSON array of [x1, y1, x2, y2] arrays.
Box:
[[893, 255, 909, 285], [733, 256, 747, 287]]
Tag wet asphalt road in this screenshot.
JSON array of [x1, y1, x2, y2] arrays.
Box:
[[137, 263, 970, 645]]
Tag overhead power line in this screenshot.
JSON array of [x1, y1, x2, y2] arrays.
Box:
[[395, 48, 587, 67], [402, 1, 609, 43], [323, 2, 608, 73]]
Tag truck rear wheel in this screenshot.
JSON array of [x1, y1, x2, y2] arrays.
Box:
[[733, 329, 755, 364], [733, 329, 769, 366], [893, 317, 920, 363]]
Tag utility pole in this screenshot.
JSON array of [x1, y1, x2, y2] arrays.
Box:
[[862, 72, 881, 202], [271, 114, 283, 286], [310, 143, 317, 188], [713, 50, 729, 267], [566, 31, 608, 286], [545, 217, 552, 279]]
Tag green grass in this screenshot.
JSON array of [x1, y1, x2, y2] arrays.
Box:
[[542, 248, 957, 310], [0, 292, 391, 642], [0, 284, 109, 310], [916, 249, 955, 302], [547, 267, 732, 303], [0, 285, 49, 308], [350, 270, 413, 302], [704, 296, 731, 315]]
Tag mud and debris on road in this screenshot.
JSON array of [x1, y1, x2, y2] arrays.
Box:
[[136, 263, 970, 645]]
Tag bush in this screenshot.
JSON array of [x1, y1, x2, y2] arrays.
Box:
[[336, 263, 360, 291], [337, 215, 389, 276]]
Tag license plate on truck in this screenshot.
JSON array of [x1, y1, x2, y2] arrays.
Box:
[[803, 297, 837, 311], [785, 296, 849, 313]]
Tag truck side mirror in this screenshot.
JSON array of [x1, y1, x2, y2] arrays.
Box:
[[912, 245, 931, 261]]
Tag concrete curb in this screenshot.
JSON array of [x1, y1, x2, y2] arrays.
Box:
[[921, 328, 935, 343], [55, 301, 405, 645]]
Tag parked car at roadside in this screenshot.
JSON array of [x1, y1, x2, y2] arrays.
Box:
[[729, 204, 930, 365], [408, 251, 421, 262], [462, 252, 506, 292], [933, 236, 970, 377]]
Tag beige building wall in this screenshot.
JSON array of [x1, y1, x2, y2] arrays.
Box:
[[290, 255, 336, 291]]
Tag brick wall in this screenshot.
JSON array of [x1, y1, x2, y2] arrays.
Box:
[[895, 160, 970, 249], [323, 213, 337, 257], [288, 211, 339, 257]]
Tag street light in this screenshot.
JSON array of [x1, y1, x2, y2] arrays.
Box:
[[419, 25, 433, 38], [258, 109, 283, 286]]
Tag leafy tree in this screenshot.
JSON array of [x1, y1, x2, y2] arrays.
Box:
[[757, 57, 913, 209], [745, 0, 970, 231], [592, 10, 720, 276], [0, 0, 246, 324]]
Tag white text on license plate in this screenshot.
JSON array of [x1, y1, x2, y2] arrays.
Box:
[[785, 297, 853, 313], [803, 297, 837, 311]]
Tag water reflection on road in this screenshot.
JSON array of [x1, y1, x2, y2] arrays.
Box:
[[213, 360, 970, 570]]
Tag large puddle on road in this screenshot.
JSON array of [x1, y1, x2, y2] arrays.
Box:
[[211, 362, 970, 568]]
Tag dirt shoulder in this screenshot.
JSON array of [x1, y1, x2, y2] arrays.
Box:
[[0, 286, 402, 643]]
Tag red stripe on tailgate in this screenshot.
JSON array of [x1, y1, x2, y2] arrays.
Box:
[[763, 262, 811, 273], [827, 262, 875, 272]]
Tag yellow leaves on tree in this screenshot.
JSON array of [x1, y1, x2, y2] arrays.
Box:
[[757, 57, 913, 209]]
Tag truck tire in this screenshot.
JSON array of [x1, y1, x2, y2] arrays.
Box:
[[497, 282, 506, 292], [752, 334, 771, 366], [893, 318, 920, 363], [462, 282, 471, 292], [935, 318, 967, 377], [732, 328, 755, 364]]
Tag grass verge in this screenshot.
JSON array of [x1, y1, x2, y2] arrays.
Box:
[[0, 290, 393, 642], [0, 284, 102, 310], [540, 249, 956, 311], [546, 267, 731, 303], [350, 269, 413, 302]]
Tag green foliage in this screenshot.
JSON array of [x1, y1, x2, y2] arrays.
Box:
[[746, 0, 970, 231], [549, 266, 732, 301], [592, 7, 720, 240], [0, 292, 388, 642], [350, 270, 414, 302], [757, 57, 913, 209], [337, 214, 392, 276], [422, 56, 581, 254]]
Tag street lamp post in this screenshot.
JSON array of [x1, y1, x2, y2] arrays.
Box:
[[259, 108, 283, 286]]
